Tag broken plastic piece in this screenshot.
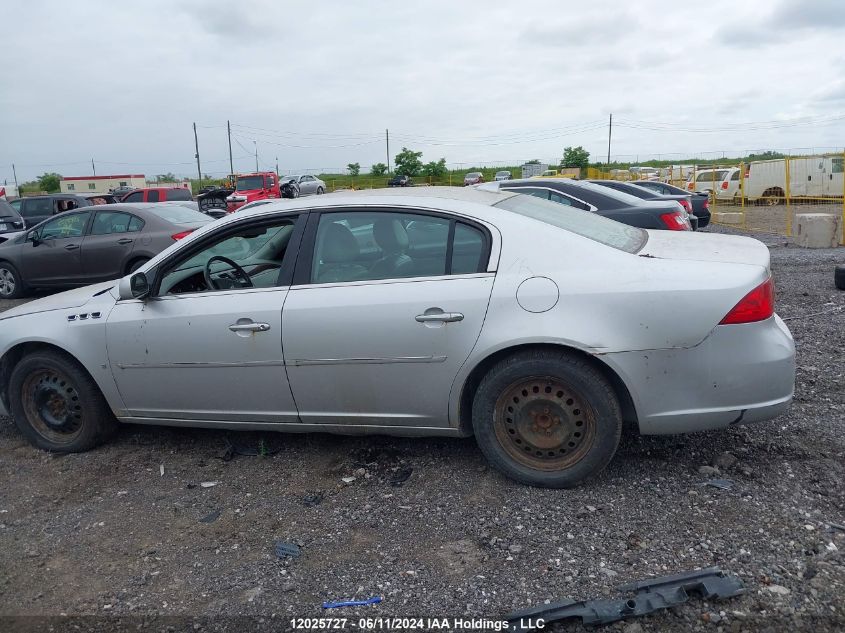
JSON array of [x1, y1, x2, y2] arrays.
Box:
[[322, 596, 382, 609], [274, 541, 301, 559], [505, 567, 744, 630], [700, 478, 734, 490]]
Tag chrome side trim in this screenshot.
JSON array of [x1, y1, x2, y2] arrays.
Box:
[[115, 360, 286, 369], [286, 355, 447, 367]]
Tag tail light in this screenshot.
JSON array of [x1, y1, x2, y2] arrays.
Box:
[[660, 211, 689, 231], [687, 182, 694, 190], [721, 181, 729, 189], [171, 229, 195, 241], [703, 199, 710, 210], [678, 199, 691, 212], [719, 278, 774, 325]]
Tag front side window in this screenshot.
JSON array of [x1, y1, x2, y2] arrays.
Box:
[[91, 211, 137, 235], [310, 211, 488, 284], [167, 188, 192, 201], [158, 217, 298, 295], [124, 191, 143, 202], [21, 198, 52, 218], [37, 211, 91, 240]]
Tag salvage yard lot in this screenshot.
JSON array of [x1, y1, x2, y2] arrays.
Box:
[[0, 227, 843, 632]]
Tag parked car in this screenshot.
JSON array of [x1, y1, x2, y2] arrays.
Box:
[[0, 199, 25, 239], [588, 180, 697, 230], [464, 172, 485, 186], [0, 203, 209, 299], [633, 180, 711, 228], [0, 187, 794, 488], [686, 169, 730, 195], [283, 174, 326, 196], [494, 171, 512, 181], [387, 174, 412, 187], [479, 179, 691, 231], [8, 194, 93, 229], [110, 186, 136, 198], [226, 172, 283, 212], [120, 187, 193, 203]]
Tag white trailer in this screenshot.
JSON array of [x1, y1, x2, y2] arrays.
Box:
[[743, 156, 844, 204], [521, 162, 549, 178]]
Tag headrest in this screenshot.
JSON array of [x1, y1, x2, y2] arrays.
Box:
[[373, 218, 409, 255]]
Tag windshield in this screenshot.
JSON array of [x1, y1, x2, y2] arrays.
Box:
[[148, 205, 210, 225], [466, 172, 482, 178], [495, 171, 509, 176], [494, 193, 646, 253], [236, 176, 265, 191]]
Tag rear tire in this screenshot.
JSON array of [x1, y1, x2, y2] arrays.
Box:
[[0, 261, 25, 299], [8, 351, 118, 452], [127, 258, 149, 274], [835, 265, 845, 291], [472, 350, 622, 488]]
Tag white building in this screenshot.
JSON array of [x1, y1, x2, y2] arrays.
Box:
[[60, 174, 147, 194]]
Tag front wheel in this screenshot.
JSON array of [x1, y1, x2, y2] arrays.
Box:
[[472, 350, 622, 488], [8, 351, 118, 452], [316, 187, 324, 195]]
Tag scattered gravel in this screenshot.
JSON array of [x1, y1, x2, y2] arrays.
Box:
[[0, 228, 843, 632]]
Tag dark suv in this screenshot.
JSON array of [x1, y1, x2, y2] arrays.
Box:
[[387, 174, 412, 187], [8, 194, 93, 229], [0, 199, 25, 238]]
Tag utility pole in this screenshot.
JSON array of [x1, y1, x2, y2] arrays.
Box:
[[12, 164, 18, 192], [91, 158, 96, 176], [227, 120, 234, 176], [606, 113, 613, 166], [254, 141, 258, 172], [275, 156, 279, 175], [193, 122, 202, 188], [386, 128, 390, 174]]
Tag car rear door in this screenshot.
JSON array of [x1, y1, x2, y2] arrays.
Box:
[[80, 210, 143, 281], [281, 208, 495, 429], [20, 210, 91, 285]]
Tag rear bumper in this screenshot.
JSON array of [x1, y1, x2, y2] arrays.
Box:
[[602, 315, 795, 435]]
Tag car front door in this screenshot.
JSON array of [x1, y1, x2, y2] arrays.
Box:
[[80, 210, 143, 281], [281, 208, 495, 429], [299, 176, 314, 195], [105, 214, 305, 423], [20, 211, 91, 285]]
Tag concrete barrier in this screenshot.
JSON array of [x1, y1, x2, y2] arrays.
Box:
[[794, 213, 841, 248], [713, 211, 743, 225]]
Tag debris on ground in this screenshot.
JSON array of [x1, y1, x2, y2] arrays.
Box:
[[274, 541, 301, 559], [199, 481, 219, 488], [505, 567, 745, 630], [389, 466, 413, 486], [302, 493, 324, 507], [198, 510, 222, 524], [698, 478, 734, 490], [322, 596, 382, 609]]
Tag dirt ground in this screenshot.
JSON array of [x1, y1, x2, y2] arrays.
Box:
[[0, 227, 843, 633]]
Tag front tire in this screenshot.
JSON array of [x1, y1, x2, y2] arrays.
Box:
[[0, 261, 25, 299], [8, 351, 118, 452], [316, 187, 324, 195], [472, 350, 622, 488]]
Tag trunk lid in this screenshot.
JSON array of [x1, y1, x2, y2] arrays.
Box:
[[638, 230, 770, 272]]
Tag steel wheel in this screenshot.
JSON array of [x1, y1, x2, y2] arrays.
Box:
[[20, 368, 84, 446], [493, 376, 596, 471], [0, 266, 16, 298]]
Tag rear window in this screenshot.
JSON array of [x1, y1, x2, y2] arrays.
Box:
[[571, 181, 648, 206], [696, 170, 728, 182], [494, 193, 646, 253], [167, 188, 192, 201], [147, 205, 209, 225]]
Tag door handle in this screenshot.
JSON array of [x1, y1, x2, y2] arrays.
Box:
[[415, 312, 464, 323], [228, 322, 271, 332], [64, 244, 79, 251], [117, 238, 134, 245]]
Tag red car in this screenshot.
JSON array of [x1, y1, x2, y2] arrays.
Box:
[[121, 187, 193, 203], [463, 172, 485, 186]]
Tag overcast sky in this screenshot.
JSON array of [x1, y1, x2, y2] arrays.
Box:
[[2, 0, 844, 183]]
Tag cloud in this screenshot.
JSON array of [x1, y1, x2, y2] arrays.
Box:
[[714, 0, 845, 48]]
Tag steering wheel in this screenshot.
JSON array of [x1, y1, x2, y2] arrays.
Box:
[[203, 255, 254, 290]]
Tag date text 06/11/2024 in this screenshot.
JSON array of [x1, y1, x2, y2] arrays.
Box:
[[289, 617, 531, 630]]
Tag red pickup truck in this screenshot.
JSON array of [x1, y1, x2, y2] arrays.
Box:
[[121, 187, 193, 203], [225, 172, 281, 212]]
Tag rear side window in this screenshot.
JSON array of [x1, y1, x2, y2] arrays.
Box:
[[91, 211, 136, 235], [730, 170, 740, 181], [494, 194, 646, 253], [128, 216, 145, 232], [697, 170, 728, 182], [167, 188, 192, 201], [147, 190, 161, 203]]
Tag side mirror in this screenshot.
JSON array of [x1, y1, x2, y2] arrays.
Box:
[[119, 271, 151, 300], [28, 232, 40, 246]]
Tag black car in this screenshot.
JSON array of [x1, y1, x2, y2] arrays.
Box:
[[80, 192, 119, 205], [388, 174, 412, 187], [0, 199, 25, 239], [588, 180, 698, 230], [8, 194, 93, 229], [487, 179, 691, 231], [632, 180, 711, 228]]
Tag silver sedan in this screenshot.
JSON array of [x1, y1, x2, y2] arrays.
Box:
[[0, 187, 795, 487], [286, 174, 326, 196]]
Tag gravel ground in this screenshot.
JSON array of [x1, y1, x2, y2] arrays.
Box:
[[0, 228, 843, 633], [710, 202, 842, 236]]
